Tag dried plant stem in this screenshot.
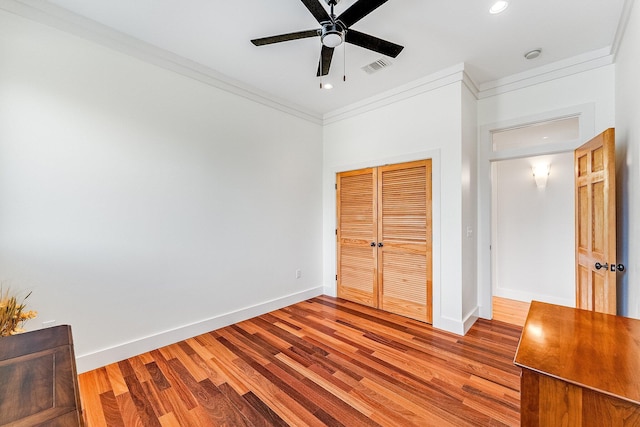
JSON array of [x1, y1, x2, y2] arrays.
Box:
[[0, 287, 37, 337]]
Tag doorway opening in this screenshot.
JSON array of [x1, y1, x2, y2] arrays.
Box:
[[478, 108, 593, 325]]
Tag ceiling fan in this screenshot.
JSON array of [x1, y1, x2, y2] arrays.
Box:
[[251, 0, 404, 77]]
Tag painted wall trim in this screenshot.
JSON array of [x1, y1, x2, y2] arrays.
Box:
[[323, 64, 468, 124], [477, 48, 614, 99], [611, 0, 637, 62], [494, 287, 574, 309], [462, 307, 480, 334], [0, 0, 323, 125], [75, 286, 323, 373], [321, 46, 613, 124], [435, 307, 478, 336], [3, 0, 621, 127]]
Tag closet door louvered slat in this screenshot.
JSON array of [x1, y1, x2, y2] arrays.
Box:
[[379, 160, 432, 323], [336, 168, 378, 307]]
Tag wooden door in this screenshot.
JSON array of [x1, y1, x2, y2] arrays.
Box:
[[337, 167, 378, 307], [337, 160, 433, 323], [378, 160, 432, 323], [575, 128, 616, 314]]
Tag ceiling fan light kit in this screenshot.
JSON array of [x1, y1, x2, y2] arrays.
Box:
[[250, 0, 404, 77], [321, 23, 344, 48]]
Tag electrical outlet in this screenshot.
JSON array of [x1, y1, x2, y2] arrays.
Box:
[[295, 269, 302, 279]]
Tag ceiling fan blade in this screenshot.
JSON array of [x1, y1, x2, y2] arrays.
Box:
[[316, 45, 334, 76], [345, 29, 404, 57], [337, 0, 389, 27], [300, 0, 331, 24], [251, 29, 319, 46]]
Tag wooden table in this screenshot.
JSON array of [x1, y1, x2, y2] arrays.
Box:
[[0, 325, 84, 426], [514, 301, 640, 426]]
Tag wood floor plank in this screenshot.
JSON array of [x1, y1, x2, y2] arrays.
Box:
[[77, 371, 108, 427], [99, 390, 126, 427], [104, 362, 130, 397], [79, 296, 522, 426]]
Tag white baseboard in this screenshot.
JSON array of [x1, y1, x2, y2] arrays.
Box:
[[75, 286, 324, 373], [433, 306, 480, 336], [462, 307, 480, 334], [494, 288, 574, 308]]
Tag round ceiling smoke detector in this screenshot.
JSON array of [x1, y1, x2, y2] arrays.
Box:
[[524, 49, 542, 60]]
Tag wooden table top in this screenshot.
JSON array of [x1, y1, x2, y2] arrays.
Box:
[[514, 301, 640, 404]]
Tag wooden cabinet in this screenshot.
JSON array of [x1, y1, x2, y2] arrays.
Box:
[[336, 159, 432, 323], [515, 301, 640, 426], [0, 325, 84, 426]]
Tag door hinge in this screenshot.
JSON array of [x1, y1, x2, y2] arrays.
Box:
[[335, 274, 338, 281], [335, 183, 337, 190], [335, 229, 337, 235]]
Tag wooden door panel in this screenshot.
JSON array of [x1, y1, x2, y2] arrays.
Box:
[[380, 250, 429, 321], [577, 265, 591, 310], [338, 245, 377, 307], [378, 160, 432, 323], [574, 128, 616, 314], [592, 181, 605, 254], [337, 168, 378, 308]]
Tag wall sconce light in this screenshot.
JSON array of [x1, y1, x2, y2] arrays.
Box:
[[532, 163, 550, 189]]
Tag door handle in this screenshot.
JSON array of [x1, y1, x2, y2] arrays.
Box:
[[595, 262, 626, 272], [370, 242, 376, 247], [378, 242, 384, 247]]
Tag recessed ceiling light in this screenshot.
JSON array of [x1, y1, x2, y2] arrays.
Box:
[[524, 49, 542, 60], [321, 83, 333, 90], [489, 0, 509, 14]]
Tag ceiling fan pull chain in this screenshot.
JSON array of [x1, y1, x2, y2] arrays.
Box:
[[320, 48, 324, 88], [343, 39, 346, 82]]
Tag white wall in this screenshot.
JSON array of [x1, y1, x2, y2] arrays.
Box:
[[493, 153, 575, 306], [0, 10, 324, 371], [323, 76, 477, 334], [615, 0, 640, 318]]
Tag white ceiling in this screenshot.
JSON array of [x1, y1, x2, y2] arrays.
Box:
[[12, 0, 629, 116]]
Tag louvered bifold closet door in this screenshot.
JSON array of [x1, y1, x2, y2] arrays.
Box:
[[378, 160, 432, 323], [337, 168, 378, 307]]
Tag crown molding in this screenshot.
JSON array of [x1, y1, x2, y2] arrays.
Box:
[[321, 44, 615, 123], [611, 0, 637, 61], [1, 0, 624, 126], [323, 63, 470, 125], [476, 47, 615, 99], [0, 0, 324, 125]]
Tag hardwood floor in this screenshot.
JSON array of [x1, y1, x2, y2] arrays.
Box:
[[78, 296, 523, 426], [492, 296, 531, 327]]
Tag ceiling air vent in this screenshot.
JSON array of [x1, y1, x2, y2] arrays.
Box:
[[361, 58, 393, 74]]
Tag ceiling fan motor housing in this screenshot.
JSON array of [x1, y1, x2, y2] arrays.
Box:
[[321, 22, 345, 47]]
